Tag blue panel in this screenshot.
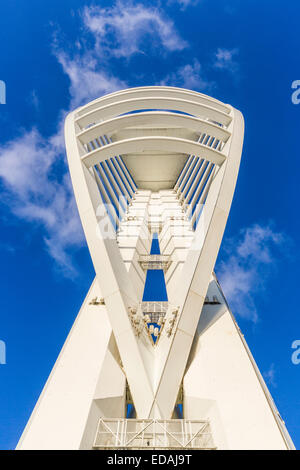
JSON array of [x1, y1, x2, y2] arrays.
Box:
[[192, 163, 214, 216], [174, 156, 190, 187], [94, 166, 120, 224], [150, 232, 160, 255], [107, 159, 128, 203], [187, 161, 207, 206], [175, 404, 183, 418], [142, 233, 168, 343], [98, 163, 126, 214], [143, 234, 167, 300], [142, 270, 168, 301], [95, 185, 117, 230], [181, 157, 197, 192]]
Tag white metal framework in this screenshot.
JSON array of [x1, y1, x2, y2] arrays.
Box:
[[93, 419, 215, 450], [17, 86, 295, 450]]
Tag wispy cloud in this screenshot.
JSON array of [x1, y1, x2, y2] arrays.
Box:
[[213, 47, 239, 75], [28, 90, 40, 111], [263, 363, 277, 387], [167, 0, 201, 10], [0, 2, 242, 278], [83, 1, 187, 58], [55, 51, 126, 110], [217, 224, 290, 323], [0, 242, 16, 254], [0, 2, 189, 277], [160, 59, 213, 91], [53, 1, 187, 109], [0, 129, 85, 277]]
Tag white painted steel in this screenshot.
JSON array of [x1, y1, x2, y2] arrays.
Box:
[[17, 86, 295, 450], [93, 418, 215, 449]]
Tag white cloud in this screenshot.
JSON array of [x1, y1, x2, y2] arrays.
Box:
[[0, 130, 56, 198], [263, 363, 277, 387], [213, 47, 239, 75], [82, 1, 187, 58], [55, 51, 126, 109], [0, 2, 191, 276], [160, 59, 213, 91], [217, 224, 289, 323], [0, 129, 85, 277]]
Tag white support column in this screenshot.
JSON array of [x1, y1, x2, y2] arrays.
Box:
[[114, 156, 134, 198], [96, 163, 125, 219], [177, 155, 196, 197], [174, 155, 193, 192], [183, 158, 205, 209], [186, 162, 214, 220], [93, 167, 119, 228], [179, 157, 201, 203], [107, 159, 131, 201], [191, 166, 216, 228]]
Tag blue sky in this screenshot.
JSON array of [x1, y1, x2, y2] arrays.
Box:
[[0, 0, 299, 449]]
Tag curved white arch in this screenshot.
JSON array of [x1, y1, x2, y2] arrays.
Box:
[[76, 96, 232, 129], [81, 136, 226, 168]]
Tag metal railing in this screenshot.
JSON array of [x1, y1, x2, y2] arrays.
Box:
[[142, 301, 168, 324], [93, 418, 215, 450]]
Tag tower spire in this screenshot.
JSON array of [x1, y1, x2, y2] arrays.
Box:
[[17, 87, 294, 450]]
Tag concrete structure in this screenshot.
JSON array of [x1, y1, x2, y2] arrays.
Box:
[[17, 87, 294, 450]]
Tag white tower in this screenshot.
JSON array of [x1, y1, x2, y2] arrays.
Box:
[[17, 87, 294, 450]]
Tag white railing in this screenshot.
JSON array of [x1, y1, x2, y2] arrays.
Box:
[[142, 301, 168, 324], [93, 418, 215, 450], [139, 255, 171, 272]]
